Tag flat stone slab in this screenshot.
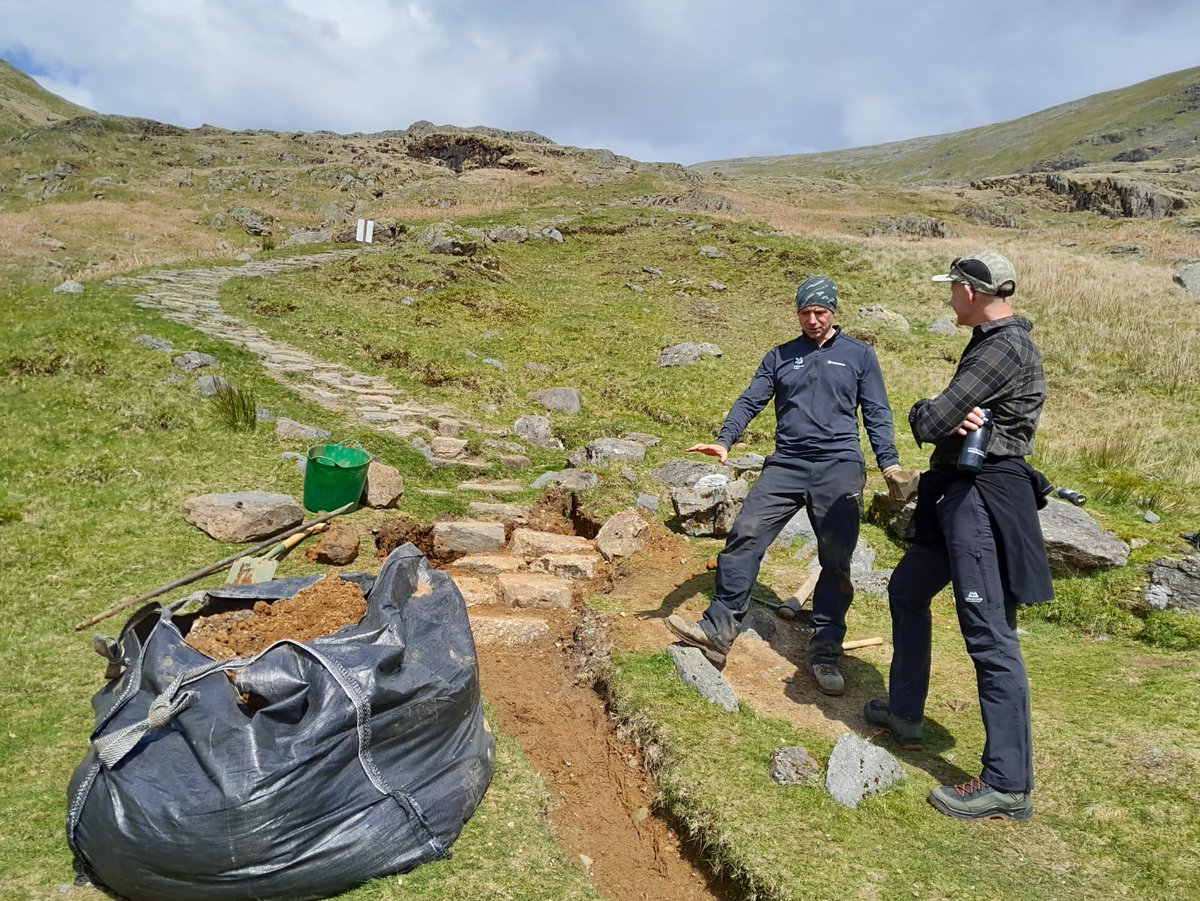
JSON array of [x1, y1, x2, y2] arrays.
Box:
[[498, 572, 574, 609], [448, 573, 500, 607], [770, 747, 821, 786], [433, 521, 506, 556], [469, 614, 551, 646], [452, 553, 526, 575], [508, 528, 594, 560], [457, 481, 527, 494], [182, 491, 303, 543], [468, 502, 528, 522], [529, 552, 603, 580]]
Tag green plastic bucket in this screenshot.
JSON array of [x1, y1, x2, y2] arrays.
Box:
[[302, 442, 373, 512]]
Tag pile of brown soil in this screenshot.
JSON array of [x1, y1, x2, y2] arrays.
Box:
[[184, 575, 367, 659]]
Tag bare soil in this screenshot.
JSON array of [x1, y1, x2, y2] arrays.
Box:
[[183, 574, 367, 659]]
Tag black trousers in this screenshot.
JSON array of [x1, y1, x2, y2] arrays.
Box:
[[886, 476, 1034, 792], [701, 457, 865, 663]]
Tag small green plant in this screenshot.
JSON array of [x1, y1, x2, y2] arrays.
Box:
[[260, 234, 276, 252], [212, 381, 258, 431]]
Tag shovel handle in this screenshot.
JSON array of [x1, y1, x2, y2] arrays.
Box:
[[264, 522, 328, 560], [73, 503, 355, 631]]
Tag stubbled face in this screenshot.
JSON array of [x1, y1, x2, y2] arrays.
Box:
[[949, 280, 972, 326], [797, 305, 835, 342]]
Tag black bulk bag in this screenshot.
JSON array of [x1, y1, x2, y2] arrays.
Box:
[[67, 545, 494, 900]]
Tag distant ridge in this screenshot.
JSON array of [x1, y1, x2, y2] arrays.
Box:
[[0, 59, 93, 137], [692, 66, 1200, 182]]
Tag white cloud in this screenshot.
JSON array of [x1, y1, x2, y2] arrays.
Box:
[[1, 0, 1198, 163]]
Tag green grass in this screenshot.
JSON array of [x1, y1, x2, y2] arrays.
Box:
[[0, 282, 598, 900]]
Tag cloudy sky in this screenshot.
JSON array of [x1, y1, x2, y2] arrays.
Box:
[[3, 1, 1198, 165]]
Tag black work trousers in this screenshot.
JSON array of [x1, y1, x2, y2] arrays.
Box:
[[701, 456, 864, 663], [886, 476, 1034, 792]]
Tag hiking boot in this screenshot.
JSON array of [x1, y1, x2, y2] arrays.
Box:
[[863, 699, 923, 751], [664, 614, 728, 668], [811, 662, 845, 696], [928, 778, 1033, 821]]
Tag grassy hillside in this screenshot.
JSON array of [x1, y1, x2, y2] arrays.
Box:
[[0, 60, 92, 138], [693, 66, 1200, 182]]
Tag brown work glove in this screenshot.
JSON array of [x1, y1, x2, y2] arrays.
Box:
[[882, 465, 920, 502]]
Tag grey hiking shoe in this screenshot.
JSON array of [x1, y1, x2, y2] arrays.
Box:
[[863, 700, 923, 751], [664, 614, 728, 668], [928, 778, 1033, 821], [811, 662, 845, 696]]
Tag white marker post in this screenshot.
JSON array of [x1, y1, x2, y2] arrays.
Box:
[[355, 219, 376, 244]]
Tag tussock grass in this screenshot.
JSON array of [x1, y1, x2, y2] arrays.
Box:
[[211, 381, 257, 431]]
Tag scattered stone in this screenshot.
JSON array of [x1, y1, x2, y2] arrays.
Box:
[[172, 351, 217, 371], [1106, 243, 1142, 254], [456, 480, 526, 494], [636, 493, 660, 513], [709, 281, 727, 291], [274, 418, 331, 441], [532, 470, 600, 491], [624, 432, 660, 447], [769, 747, 822, 786], [670, 478, 751, 537], [514, 414, 562, 449], [619, 467, 638, 484], [728, 454, 765, 478], [361, 460, 404, 508], [432, 437, 468, 459], [196, 375, 231, 397], [1040, 500, 1129, 573], [594, 509, 650, 561], [1173, 262, 1200, 298], [698, 245, 725, 259], [927, 316, 960, 336], [182, 491, 304, 542], [467, 501, 528, 522], [864, 213, 946, 239], [652, 459, 732, 487], [1144, 511, 1161, 524], [132, 335, 174, 353], [53, 279, 84, 294], [433, 521, 506, 557], [656, 342, 722, 367], [568, 438, 646, 468], [482, 358, 503, 368], [255, 408, 276, 423], [1144, 557, 1200, 613], [304, 522, 360, 565], [666, 645, 738, 712], [857, 306, 910, 331], [523, 362, 550, 373], [487, 226, 530, 244], [528, 387, 581, 416], [501, 455, 531, 469], [280, 451, 306, 474], [825, 732, 905, 809]]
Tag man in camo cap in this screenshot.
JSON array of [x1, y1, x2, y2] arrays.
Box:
[[866, 251, 1054, 822], [665, 275, 912, 696]]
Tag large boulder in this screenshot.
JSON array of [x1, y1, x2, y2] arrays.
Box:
[[568, 437, 646, 468], [1039, 500, 1129, 573], [513, 414, 562, 449], [652, 458, 733, 487], [182, 491, 304, 542], [528, 387, 581, 416], [1174, 262, 1200, 298], [1144, 556, 1200, 613], [361, 460, 404, 509], [594, 509, 650, 561], [670, 478, 750, 537]]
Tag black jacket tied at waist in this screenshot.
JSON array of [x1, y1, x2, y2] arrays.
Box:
[[907, 458, 1055, 606]]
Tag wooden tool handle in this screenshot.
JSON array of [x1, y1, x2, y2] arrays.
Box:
[[842, 637, 884, 651], [73, 503, 354, 631]]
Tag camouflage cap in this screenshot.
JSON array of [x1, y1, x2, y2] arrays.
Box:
[[932, 251, 1017, 297], [795, 275, 838, 312]]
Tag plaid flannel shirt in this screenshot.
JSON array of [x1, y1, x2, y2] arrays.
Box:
[[909, 316, 1046, 469]]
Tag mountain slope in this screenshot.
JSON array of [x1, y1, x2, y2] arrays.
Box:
[[693, 66, 1200, 182], [0, 59, 93, 137]]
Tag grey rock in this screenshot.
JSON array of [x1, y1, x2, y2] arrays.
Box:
[[866, 492, 916, 540], [255, 407, 276, 423], [182, 491, 304, 542], [728, 454, 765, 478], [235, 252, 253, 262], [926, 315, 961, 336], [228, 206, 273, 236], [53, 279, 84, 294], [283, 228, 332, 247], [172, 351, 217, 371], [772, 510, 817, 548], [698, 245, 725, 259], [361, 460, 404, 508], [433, 521, 506, 557], [1040, 500, 1129, 573], [857, 306, 910, 331], [531, 469, 600, 491], [429, 235, 478, 256], [1144, 556, 1200, 613], [825, 732, 905, 809], [1174, 262, 1200, 298], [1144, 511, 1161, 524], [666, 645, 738, 712], [652, 458, 733, 487], [196, 374, 230, 397], [740, 609, 777, 640], [709, 281, 728, 291], [529, 387, 581, 416], [670, 478, 750, 537], [624, 432, 660, 447], [524, 362, 550, 372], [594, 509, 650, 561], [482, 358, 503, 368], [770, 746, 821, 786], [541, 227, 564, 243], [619, 467, 638, 484], [514, 414, 562, 449], [487, 225, 529, 243], [636, 493, 660, 513], [656, 342, 723, 367], [501, 455, 531, 469], [133, 335, 174, 353], [568, 437, 646, 468], [274, 418, 331, 441], [280, 451, 306, 474]]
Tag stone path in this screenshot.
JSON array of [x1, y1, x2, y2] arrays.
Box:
[[108, 251, 504, 472]]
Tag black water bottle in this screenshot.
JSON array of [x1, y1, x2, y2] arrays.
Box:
[[957, 408, 992, 473]]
